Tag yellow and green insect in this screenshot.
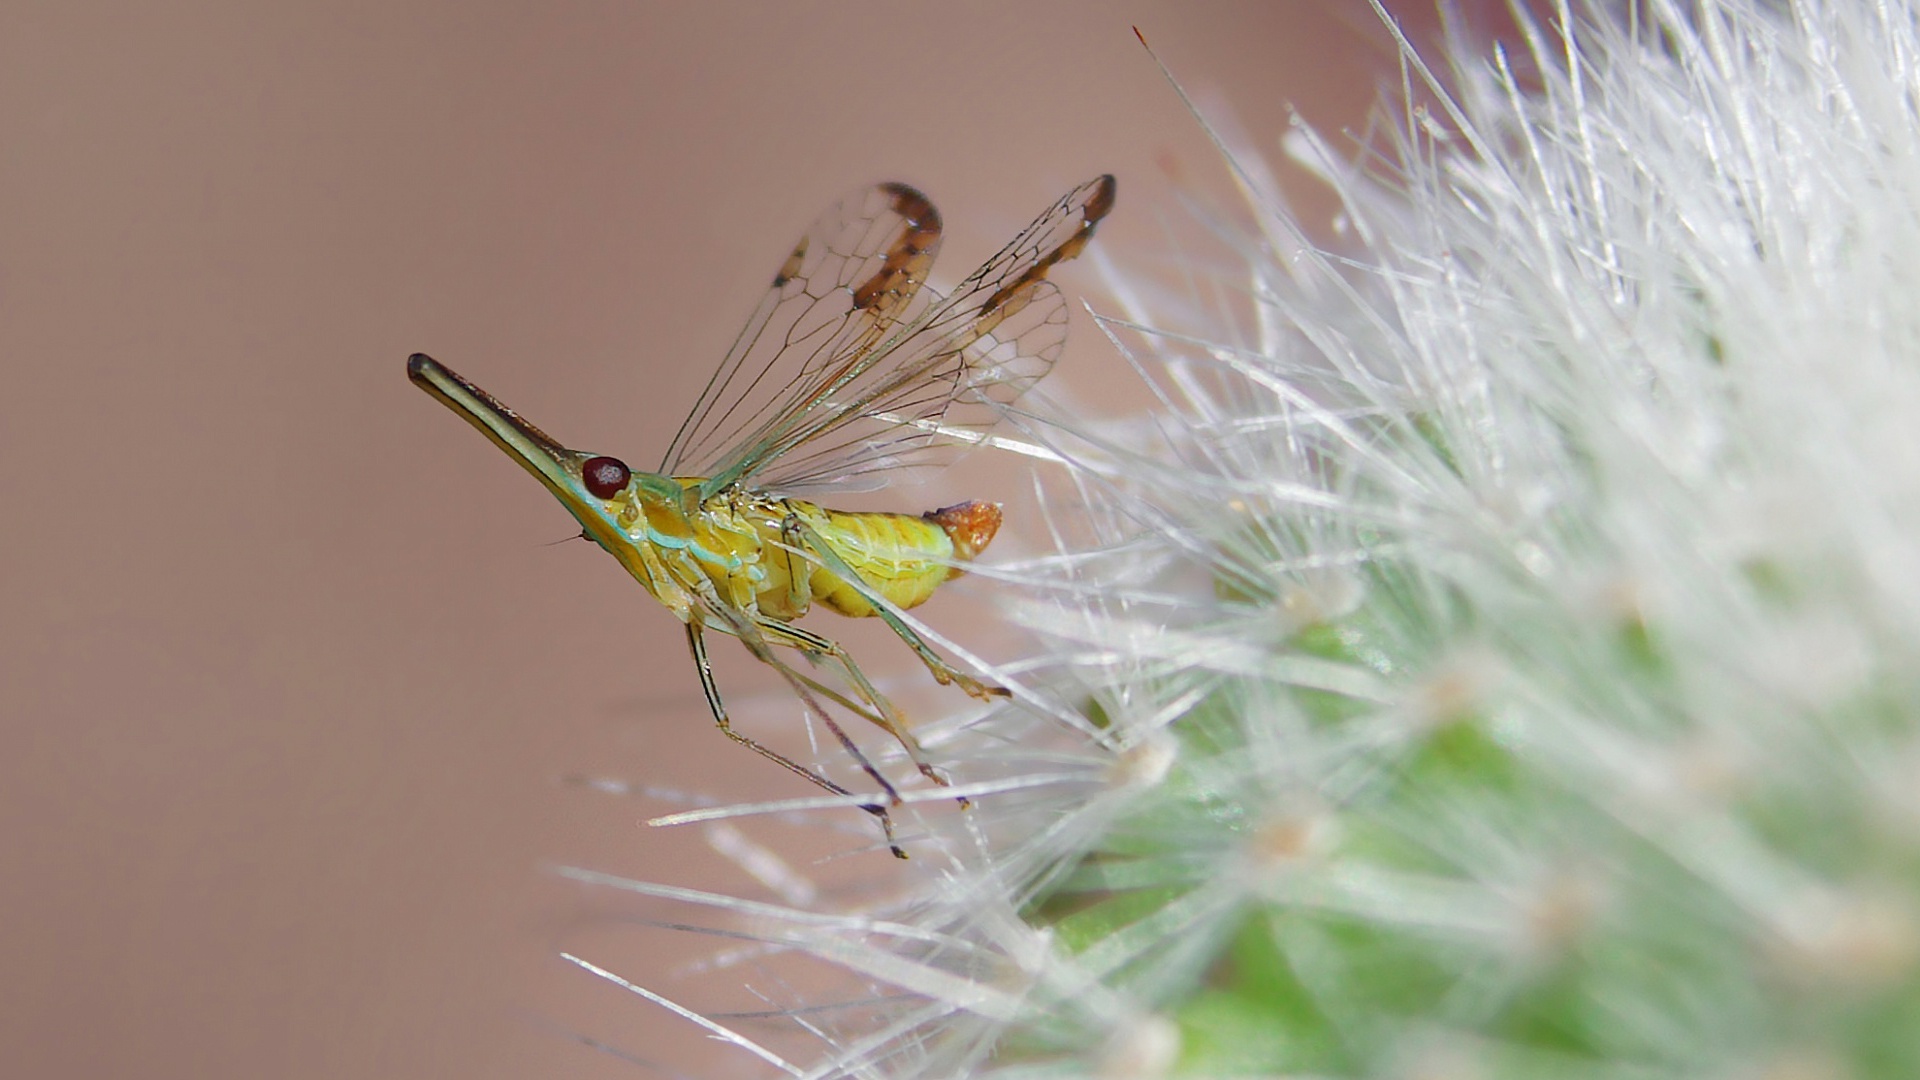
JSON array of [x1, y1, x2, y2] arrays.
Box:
[[408, 174, 1115, 855]]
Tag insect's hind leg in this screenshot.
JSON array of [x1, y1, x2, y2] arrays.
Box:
[[684, 622, 907, 858], [784, 515, 1010, 702], [753, 615, 960, 797]]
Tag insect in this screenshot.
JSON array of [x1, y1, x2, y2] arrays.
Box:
[[408, 174, 1116, 855]]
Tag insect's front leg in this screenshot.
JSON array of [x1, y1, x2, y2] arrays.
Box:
[[635, 533, 700, 622], [786, 514, 1011, 701]]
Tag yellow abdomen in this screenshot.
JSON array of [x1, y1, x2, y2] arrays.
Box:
[[790, 499, 1003, 618]]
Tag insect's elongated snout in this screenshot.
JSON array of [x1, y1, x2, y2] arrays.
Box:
[[407, 352, 644, 536], [407, 353, 586, 493]]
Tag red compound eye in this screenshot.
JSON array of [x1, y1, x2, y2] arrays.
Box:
[[581, 456, 631, 499]]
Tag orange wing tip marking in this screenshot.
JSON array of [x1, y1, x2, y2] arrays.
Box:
[[923, 500, 1003, 577], [1085, 173, 1118, 226], [1049, 173, 1118, 265], [851, 183, 945, 311], [878, 182, 940, 231], [981, 174, 1117, 316]]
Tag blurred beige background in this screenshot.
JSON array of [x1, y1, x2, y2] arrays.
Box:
[[1, 3, 1466, 1076]]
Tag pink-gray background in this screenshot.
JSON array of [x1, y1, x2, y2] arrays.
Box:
[[1, 3, 1470, 1076]]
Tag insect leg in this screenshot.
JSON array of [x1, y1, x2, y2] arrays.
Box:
[[685, 621, 906, 858], [787, 515, 1011, 701], [751, 615, 964, 802], [705, 609, 906, 803]]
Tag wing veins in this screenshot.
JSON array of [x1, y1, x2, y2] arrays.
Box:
[[669, 175, 1114, 497], [660, 183, 944, 478]]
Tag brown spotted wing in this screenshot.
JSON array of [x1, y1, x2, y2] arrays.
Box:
[[659, 175, 1117, 498]]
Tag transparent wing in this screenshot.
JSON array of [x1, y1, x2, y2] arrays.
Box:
[[691, 174, 1117, 497], [660, 182, 945, 478], [745, 277, 1068, 494]]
